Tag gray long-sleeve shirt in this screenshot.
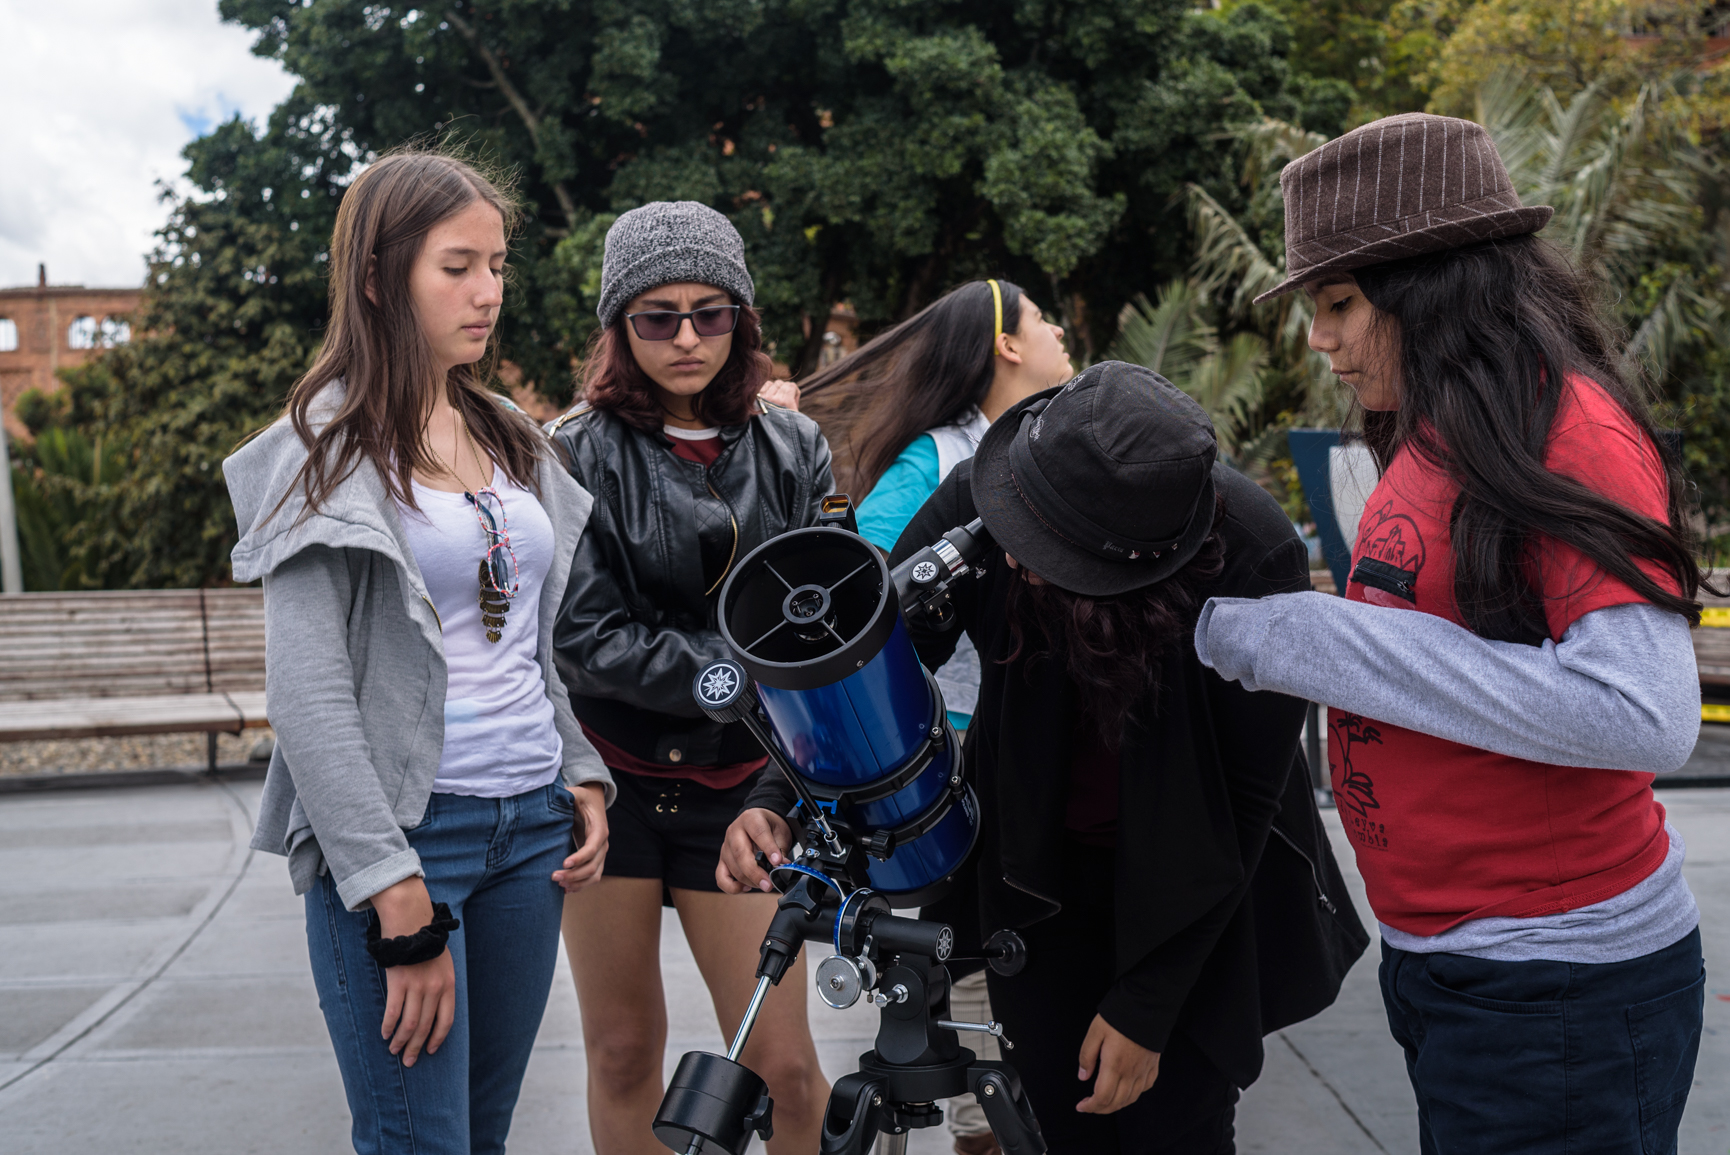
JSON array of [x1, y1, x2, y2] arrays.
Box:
[[1194, 593, 1700, 961]]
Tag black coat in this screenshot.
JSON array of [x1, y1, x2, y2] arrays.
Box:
[[550, 401, 834, 766], [746, 459, 1367, 1088]]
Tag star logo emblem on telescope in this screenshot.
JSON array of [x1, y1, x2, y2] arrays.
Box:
[[700, 664, 738, 704]]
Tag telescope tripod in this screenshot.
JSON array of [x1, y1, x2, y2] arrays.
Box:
[[653, 836, 1045, 1155]]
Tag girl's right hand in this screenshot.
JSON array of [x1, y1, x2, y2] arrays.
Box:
[[371, 877, 457, 1067], [716, 808, 794, 893]]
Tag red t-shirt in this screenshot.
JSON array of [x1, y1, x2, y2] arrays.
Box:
[[1332, 376, 1676, 935], [664, 428, 725, 467]]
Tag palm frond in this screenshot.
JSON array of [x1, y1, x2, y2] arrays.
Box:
[[1185, 184, 1285, 317], [1234, 117, 1329, 190], [1624, 273, 1722, 383], [1183, 332, 1269, 454], [1106, 281, 1214, 382], [1475, 68, 1546, 189]]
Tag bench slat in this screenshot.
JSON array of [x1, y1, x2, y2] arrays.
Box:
[[0, 693, 270, 741]]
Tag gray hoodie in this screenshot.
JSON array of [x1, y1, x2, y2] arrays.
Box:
[[224, 394, 613, 911]]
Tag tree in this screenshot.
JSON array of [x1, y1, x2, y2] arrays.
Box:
[[28, 99, 353, 588], [219, 0, 1349, 378], [23, 0, 1385, 588], [1427, 0, 1706, 115]]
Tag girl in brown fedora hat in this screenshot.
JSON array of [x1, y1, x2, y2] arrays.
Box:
[[1197, 113, 1707, 1153]]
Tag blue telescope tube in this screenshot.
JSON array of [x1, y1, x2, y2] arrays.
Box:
[[718, 526, 978, 905]]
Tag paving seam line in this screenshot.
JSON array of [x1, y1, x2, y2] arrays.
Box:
[[1277, 1031, 1390, 1154], [0, 777, 258, 1096]]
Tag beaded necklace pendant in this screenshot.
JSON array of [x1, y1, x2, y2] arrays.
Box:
[[479, 560, 510, 643]]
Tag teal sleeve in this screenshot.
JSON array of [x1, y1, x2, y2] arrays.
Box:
[[855, 436, 942, 551]]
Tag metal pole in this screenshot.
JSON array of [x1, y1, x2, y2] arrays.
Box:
[[727, 975, 774, 1062], [0, 419, 23, 594]]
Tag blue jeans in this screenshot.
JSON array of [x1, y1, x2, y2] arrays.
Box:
[[306, 783, 575, 1155], [1380, 927, 1704, 1155]]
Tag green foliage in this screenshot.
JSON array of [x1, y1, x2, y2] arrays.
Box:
[[1107, 280, 1268, 458], [217, 0, 1333, 373], [19, 0, 1417, 588], [10, 427, 132, 591], [30, 99, 350, 588]]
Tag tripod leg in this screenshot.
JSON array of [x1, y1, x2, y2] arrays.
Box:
[[820, 1072, 890, 1155], [968, 1063, 1047, 1155]]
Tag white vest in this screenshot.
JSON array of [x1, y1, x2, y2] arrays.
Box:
[[925, 409, 992, 721]]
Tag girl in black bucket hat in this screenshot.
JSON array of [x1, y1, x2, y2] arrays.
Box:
[[723, 361, 1369, 1154], [1197, 113, 1708, 1153]]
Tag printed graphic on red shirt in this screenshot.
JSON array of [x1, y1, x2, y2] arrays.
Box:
[[1328, 711, 1388, 851], [1351, 500, 1428, 610]]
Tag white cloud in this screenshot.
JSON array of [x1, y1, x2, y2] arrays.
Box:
[[0, 0, 297, 290]]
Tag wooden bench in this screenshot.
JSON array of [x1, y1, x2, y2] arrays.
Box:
[[0, 589, 268, 769]]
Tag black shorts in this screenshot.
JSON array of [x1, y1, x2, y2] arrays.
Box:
[[604, 769, 758, 897]]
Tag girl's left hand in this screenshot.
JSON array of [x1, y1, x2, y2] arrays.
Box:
[[552, 783, 609, 893], [1076, 1014, 1161, 1114], [758, 379, 801, 411]]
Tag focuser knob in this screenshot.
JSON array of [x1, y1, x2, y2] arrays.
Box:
[[692, 659, 757, 724]]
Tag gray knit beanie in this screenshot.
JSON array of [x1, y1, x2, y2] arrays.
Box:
[[596, 201, 755, 328]]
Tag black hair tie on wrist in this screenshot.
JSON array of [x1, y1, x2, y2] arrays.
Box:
[[366, 902, 460, 968]]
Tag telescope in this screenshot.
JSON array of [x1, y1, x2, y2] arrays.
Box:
[[653, 497, 1046, 1155]]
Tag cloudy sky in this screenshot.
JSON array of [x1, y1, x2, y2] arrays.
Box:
[[0, 1, 297, 290]]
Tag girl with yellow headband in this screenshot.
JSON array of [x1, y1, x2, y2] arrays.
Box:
[[792, 278, 1071, 1155]]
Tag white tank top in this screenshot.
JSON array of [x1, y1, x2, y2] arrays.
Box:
[[396, 473, 563, 797], [924, 409, 992, 721]]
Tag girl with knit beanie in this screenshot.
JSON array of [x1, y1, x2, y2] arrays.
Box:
[[1196, 113, 1707, 1152], [546, 201, 832, 1154]]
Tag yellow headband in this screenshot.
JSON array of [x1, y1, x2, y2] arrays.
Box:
[[988, 279, 1003, 356]]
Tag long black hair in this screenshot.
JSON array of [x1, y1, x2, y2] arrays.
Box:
[[799, 279, 1024, 497], [1353, 234, 1704, 643], [1003, 496, 1227, 733]]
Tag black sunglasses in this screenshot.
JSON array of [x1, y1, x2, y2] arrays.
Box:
[[624, 305, 741, 342]]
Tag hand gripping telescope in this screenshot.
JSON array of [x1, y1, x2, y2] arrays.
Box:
[[653, 499, 1046, 1155]]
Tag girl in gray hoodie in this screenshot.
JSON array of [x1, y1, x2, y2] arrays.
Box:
[[223, 150, 613, 1155]]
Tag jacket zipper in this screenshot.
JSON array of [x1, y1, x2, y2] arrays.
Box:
[[703, 479, 741, 598], [1270, 824, 1338, 914]]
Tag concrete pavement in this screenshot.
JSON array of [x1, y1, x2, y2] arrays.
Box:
[[1, 778, 1726, 1154]]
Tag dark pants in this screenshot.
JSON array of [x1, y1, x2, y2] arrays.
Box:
[[1379, 926, 1704, 1155], [986, 841, 1239, 1155]]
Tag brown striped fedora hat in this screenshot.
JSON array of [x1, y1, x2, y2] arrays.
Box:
[[1255, 112, 1552, 302]]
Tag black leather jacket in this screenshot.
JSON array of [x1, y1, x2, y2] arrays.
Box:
[[549, 401, 834, 768]]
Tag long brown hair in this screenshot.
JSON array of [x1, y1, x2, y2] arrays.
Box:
[[281, 149, 544, 516], [799, 280, 1025, 498], [1004, 496, 1227, 732], [576, 306, 772, 433]]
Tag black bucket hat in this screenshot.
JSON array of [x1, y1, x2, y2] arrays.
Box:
[[973, 361, 1218, 596]]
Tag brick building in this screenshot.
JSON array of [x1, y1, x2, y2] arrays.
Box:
[[0, 265, 141, 440]]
